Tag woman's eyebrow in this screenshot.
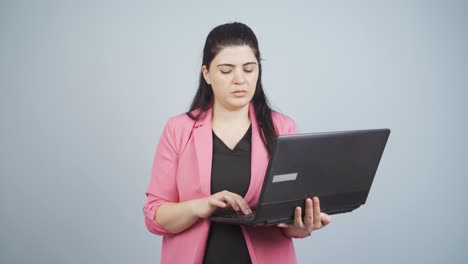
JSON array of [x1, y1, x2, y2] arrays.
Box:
[[216, 62, 257, 67]]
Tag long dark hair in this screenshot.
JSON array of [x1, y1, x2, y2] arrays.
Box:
[[187, 22, 277, 156]]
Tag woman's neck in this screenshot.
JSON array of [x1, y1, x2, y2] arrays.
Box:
[[211, 102, 251, 128]]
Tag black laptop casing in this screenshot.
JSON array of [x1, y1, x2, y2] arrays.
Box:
[[211, 128, 390, 226]]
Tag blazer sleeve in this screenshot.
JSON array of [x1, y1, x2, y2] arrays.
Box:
[[143, 119, 179, 236]]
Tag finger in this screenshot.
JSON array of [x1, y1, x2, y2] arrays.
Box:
[[312, 197, 322, 228], [209, 198, 227, 208], [294, 206, 304, 228], [219, 194, 239, 211], [320, 212, 332, 226], [232, 196, 252, 215], [225, 192, 252, 215], [277, 223, 290, 228], [227, 195, 251, 214], [303, 198, 313, 226]]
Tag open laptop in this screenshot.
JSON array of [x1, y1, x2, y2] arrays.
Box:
[[210, 128, 390, 226]]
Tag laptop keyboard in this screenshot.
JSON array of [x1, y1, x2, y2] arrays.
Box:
[[218, 211, 256, 220]]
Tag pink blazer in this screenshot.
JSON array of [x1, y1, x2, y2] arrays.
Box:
[[143, 103, 304, 264]]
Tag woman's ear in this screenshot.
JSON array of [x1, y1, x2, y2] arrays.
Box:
[[202, 65, 211, 85]]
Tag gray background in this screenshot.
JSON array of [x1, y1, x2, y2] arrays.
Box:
[[1, 0, 467, 263]]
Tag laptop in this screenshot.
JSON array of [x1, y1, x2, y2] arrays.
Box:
[[210, 128, 390, 226]]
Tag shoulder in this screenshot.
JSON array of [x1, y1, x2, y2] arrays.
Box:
[[271, 111, 297, 135], [271, 111, 295, 125], [159, 112, 196, 152], [165, 112, 196, 130]]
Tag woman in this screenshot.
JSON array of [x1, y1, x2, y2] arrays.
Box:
[[143, 22, 331, 264]]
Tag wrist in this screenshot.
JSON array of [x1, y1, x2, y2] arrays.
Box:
[[282, 227, 311, 239], [188, 198, 210, 219], [186, 199, 200, 218]]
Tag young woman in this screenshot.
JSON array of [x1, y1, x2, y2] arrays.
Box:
[[143, 22, 331, 264]]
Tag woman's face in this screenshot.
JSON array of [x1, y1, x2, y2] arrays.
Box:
[[202, 45, 259, 111]]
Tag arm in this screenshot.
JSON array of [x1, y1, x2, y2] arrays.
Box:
[[143, 120, 251, 235], [143, 119, 181, 236], [156, 191, 252, 234], [153, 200, 200, 234]]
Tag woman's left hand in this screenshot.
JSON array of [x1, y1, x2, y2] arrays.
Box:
[[277, 197, 331, 238]]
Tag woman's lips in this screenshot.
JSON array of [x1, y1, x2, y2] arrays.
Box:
[[232, 90, 247, 95]]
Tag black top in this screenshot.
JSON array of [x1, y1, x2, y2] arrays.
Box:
[[203, 126, 252, 264]]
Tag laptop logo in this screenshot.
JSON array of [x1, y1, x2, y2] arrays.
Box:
[[272, 172, 298, 183]]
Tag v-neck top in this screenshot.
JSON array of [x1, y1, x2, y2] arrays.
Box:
[[203, 125, 252, 264], [210, 125, 252, 195]]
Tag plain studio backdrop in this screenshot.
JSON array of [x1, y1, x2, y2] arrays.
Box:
[[1, 0, 467, 263]]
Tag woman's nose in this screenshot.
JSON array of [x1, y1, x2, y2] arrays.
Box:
[[232, 69, 246, 84]]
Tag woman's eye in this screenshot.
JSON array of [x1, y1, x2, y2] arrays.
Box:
[[220, 70, 231, 74], [244, 68, 254, 73]]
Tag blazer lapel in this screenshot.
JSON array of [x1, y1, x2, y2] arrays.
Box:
[[244, 103, 269, 206], [193, 108, 213, 197]]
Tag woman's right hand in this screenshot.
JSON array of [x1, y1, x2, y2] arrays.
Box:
[[190, 190, 252, 219]]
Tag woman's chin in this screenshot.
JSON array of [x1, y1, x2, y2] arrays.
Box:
[[226, 99, 251, 110]]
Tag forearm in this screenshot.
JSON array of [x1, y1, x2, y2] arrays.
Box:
[[155, 199, 200, 234]]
